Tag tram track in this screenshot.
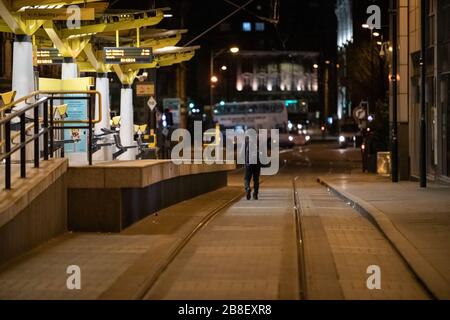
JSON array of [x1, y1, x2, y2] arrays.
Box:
[[135, 155, 306, 300], [292, 176, 308, 300], [288, 146, 432, 299], [137, 160, 301, 300], [135, 189, 245, 300]]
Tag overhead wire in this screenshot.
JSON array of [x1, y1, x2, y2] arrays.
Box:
[[183, 0, 257, 47]]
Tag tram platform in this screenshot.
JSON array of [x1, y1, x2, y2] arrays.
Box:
[[0, 168, 299, 300], [0, 159, 235, 266], [0, 186, 244, 299], [0, 163, 441, 300], [0, 159, 68, 265]]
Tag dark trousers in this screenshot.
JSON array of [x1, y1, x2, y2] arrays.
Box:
[[244, 164, 261, 194]]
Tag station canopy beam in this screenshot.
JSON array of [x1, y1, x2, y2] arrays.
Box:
[[60, 8, 166, 39], [112, 46, 198, 85], [0, 0, 104, 35], [78, 29, 188, 74], [40, 8, 167, 60], [95, 29, 187, 50]]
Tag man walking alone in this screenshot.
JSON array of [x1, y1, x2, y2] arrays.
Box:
[[242, 134, 261, 200]]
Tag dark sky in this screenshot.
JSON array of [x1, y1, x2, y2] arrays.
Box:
[[111, 0, 338, 58]]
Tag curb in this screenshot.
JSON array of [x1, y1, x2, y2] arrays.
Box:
[[317, 176, 450, 300]]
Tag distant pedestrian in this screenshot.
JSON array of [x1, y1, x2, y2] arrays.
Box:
[[242, 134, 262, 200]]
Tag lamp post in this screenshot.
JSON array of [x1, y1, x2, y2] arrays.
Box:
[[362, 24, 381, 117], [390, 0, 399, 182], [419, 0, 427, 188], [210, 46, 239, 113]]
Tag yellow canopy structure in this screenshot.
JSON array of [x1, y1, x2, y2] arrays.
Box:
[[0, 0, 104, 35]]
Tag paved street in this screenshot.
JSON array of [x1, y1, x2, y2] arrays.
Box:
[[285, 144, 430, 299], [319, 173, 450, 299], [0, 142, 440, 299]]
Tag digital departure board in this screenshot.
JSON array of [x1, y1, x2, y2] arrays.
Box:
[[103, 47, 153, 64], [36, 48, 64, 64]]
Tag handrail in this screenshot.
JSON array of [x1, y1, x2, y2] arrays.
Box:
[[0, 123, 35, 148], [0, 97, 50, 189], [0, 97, 48, 125], [0, 90, 102, 125], [0, 90, 101, 189], [0, 90, 40, 113]]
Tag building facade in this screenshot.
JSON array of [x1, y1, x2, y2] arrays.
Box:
[[336, 0, 353, 120], [336, 0, 390, 123], [218, 50, 321, 114], [394, 0, 450, 182]]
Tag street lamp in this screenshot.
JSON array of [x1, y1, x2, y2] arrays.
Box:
[[419, 0, 427, 187], [361, 25, 377, 118], [210, 46, 239, 114]]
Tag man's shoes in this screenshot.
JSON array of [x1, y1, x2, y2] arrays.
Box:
[[246, 190, 252, 200], [253, 193, 258, 200]]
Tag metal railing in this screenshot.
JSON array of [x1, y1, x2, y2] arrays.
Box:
[[0, 90, 102, 190]]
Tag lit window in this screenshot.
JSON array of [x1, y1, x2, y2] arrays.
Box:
[[242, 22, 252, 32], [255, 22, 265, 31]]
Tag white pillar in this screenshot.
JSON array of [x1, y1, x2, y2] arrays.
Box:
[[11, 35, 34, 162], [61, 59, 79, 79], [93, 74, 112, 161], [119, 86, 136, 160], [12, 35, 34, 110]]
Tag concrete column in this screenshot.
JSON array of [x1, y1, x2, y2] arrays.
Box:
[[61, 57, 79, 79], [119, 85, 136, 160], [93, 73, 112, 161], [12, 35, 34, 110], [11, 35, 35, 162]]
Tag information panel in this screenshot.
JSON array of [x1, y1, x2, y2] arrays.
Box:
[[64, 96, 88, 153], [21, 8, 95, 20], [36, 48, 63, 65], [103, 47, 153, 64], [136, 82, 155, 96]]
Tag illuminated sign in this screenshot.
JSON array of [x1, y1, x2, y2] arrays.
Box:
[[136, 82, 155, 96], [21, 8, 95, 20], [36, 48, 63, 65], [103, 47, 153, 64]]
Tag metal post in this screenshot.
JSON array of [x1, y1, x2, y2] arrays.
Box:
[[34, 106, 39, 168], [420, 0, 427, 188], [20, 113, 26, 178], [43, 100, 49, 160], [5, 120, 11, 189], [391, 0, 399, 182], [210, 50, 214, 112], [88, 94, 94, 165], [49, 98, 54, 157]]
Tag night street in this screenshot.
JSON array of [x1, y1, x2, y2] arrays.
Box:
[[0, 142, 445, 300], [0, 0, 449, 315]]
